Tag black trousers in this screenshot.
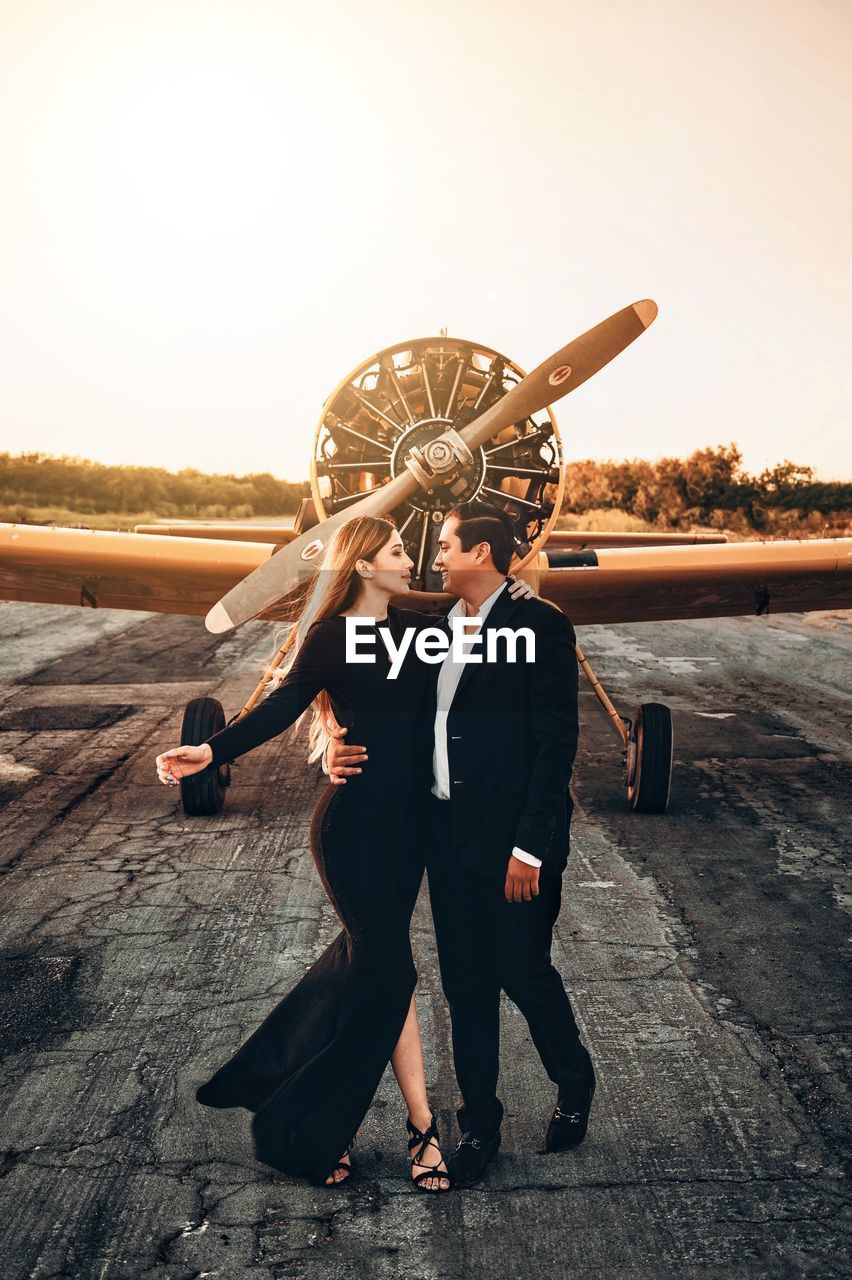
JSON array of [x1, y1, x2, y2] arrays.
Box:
[[426, 793, 593, 1135]]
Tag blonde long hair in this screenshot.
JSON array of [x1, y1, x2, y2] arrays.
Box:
[[265, 515, 397, 762]]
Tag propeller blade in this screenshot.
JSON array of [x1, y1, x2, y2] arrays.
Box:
[[205, 300, 657, 632], [205, 471, 420, 633], [459, 300, 657, 454]]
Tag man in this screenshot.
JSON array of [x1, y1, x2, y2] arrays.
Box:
[[327, 502, 595, 1186]]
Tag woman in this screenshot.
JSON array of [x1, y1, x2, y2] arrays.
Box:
[[156, 516, 490, 1191]]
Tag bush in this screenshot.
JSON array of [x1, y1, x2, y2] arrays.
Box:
[[561, 446, 850, 534], [0, 452, 310, 517]]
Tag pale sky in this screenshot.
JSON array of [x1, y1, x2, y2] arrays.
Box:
[[1, 0, 850, 482]]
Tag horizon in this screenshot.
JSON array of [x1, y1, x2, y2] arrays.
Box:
[[1, 440, 845, 487], [1, 1, 850, 483]]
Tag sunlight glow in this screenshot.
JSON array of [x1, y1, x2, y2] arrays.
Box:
[[0, 0, 849, 481]]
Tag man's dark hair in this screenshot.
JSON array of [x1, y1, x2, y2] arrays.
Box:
[[446, 501, 517, 575]]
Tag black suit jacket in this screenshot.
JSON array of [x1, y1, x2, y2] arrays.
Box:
[[431, 583, 579, 878]]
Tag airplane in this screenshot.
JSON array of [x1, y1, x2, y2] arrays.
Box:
[[1, 301, 850, 819]]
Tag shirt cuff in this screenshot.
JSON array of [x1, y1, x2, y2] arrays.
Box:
[[511, 846, 542, 869]]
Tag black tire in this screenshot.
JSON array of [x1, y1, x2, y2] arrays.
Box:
[[179, 697, 230, 816], [627, 703, 673, 814]]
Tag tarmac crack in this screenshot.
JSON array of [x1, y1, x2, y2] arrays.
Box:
[[619, 853, 851, 1173]]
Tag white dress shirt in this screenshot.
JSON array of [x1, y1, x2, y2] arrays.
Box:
[[431, 580, 542, 870]]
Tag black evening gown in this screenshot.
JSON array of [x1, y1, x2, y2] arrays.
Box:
[[195, 607, 433, 1185]]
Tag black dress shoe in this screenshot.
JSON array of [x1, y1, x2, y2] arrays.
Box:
[[545, 1079, 596, 1153], [446, 1129, 501, 1187]]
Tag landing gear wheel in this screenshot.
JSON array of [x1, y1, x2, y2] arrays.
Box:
[[179, 696, 231, 816], [626, 703, 672, 814]]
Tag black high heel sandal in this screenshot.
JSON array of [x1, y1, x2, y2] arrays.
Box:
[[324, 1137, 355, 1187], [406, 1115, 454, 1194]]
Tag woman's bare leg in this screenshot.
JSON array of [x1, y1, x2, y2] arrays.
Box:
[[391, 994, 450, 1190]]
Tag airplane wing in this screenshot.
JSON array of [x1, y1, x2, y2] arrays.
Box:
[[134, 523, 299, 545], [0, 524, 283, 618], [1, 522, 850, 625], [530, 539, 852, 624], [543, 530, 727, 549], [140, 524, 727, 551]]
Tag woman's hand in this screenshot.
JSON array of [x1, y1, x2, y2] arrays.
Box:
[[507, 573, 537, 601], [156, 743, 213, 786]]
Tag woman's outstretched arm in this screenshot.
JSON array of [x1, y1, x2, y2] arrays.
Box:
[[155, 621, 335, 784]]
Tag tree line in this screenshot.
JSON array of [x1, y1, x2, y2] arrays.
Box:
[[561, 445, 851, 533], [0, 453, 310, 519], [1, 446, 848, 532]]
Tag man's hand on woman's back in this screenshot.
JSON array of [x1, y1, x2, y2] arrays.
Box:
[[325, 725, 368, 786]]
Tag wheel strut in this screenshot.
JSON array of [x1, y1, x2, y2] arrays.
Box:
[[574, 641, 673, 814], [574, 642, 630, 747], [234, 636, 293, 721]]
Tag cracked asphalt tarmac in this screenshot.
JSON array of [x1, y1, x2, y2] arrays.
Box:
[[0, 600, 849, 1280]]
